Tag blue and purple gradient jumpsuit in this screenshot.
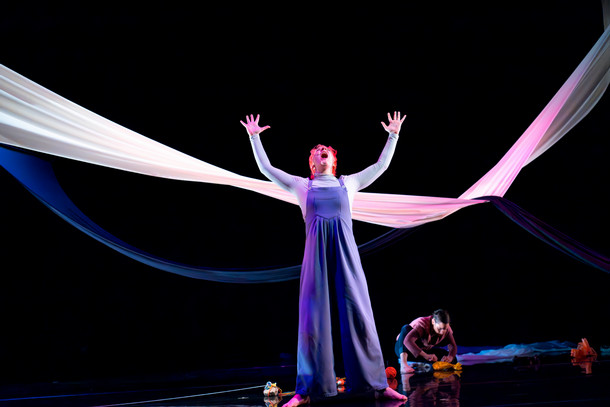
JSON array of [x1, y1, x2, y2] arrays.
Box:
[[250, 132, 398, 396]]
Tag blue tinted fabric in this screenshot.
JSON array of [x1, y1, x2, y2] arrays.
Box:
[[481, 196, 609, 273], [1, 145, 607, 285], [0, 145, 302, 283]]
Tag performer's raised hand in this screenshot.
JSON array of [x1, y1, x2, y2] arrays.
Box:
[[381, 111, 406, 135], [240, 114, 270, 136]]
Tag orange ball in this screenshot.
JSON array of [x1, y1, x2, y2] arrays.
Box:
[[385, 366, 397, 378]]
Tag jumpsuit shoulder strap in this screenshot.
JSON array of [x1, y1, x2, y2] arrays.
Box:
[[338, 176, 347, 190], [307, 177, 313, 190]]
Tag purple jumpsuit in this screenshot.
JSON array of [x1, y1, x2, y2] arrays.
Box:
[[249, 133, 399, 397], [296, 177, 387, 396]]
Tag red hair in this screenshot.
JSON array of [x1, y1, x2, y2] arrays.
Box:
[[309, 144, 337, 179]]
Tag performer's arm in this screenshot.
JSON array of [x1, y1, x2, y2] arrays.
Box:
[[242, 114, 299, 192], [442, 331, 458, 363], [403, 328, 424, 358], [404, 328, 438, 362], [347, 111, 406, 190]]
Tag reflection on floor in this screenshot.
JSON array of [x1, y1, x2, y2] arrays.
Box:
[[0, 353, 608, 406]]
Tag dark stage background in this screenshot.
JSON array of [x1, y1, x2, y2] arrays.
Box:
[[1, 2, 609, 385]]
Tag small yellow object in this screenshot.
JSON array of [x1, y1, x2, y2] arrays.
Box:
[[432, 361, 463, 371], [433, 370, 461, 379]]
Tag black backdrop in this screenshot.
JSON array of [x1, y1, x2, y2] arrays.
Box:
[[1, 1, 609, 384]]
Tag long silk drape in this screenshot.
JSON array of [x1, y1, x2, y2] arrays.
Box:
[[1, 3, 609, 280]]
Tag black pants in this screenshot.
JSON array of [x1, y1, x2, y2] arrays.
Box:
[[394, 324, 452, 363]]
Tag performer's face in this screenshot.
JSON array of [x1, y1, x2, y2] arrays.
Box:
[[311, 145, 335, 173], [432, 318, 449, 335]]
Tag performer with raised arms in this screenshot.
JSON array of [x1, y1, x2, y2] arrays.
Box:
[[242, 112, 408, 406]]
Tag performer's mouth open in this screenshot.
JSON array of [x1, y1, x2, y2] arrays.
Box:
[[321, 152, 328, 158]]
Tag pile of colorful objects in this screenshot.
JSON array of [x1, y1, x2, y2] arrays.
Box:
[[571, 338, 597, 374], [263, 381, 287, 407]]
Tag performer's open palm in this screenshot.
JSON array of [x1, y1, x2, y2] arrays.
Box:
[[381, 111, 406, 135], [240, 114, 270, 136]]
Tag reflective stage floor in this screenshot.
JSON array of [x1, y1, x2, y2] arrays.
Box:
[[1, 353, 608, 407]]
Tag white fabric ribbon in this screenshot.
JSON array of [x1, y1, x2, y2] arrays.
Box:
[[1, 4, 609, 229]]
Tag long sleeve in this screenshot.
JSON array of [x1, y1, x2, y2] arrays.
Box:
[[343, 132, 399, 192], [403, 328, 425, 357], [249, 133, 301, 193]]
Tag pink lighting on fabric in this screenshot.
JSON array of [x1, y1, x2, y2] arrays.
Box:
[[461, 21, 610, 200], [0, 6, 609, 231]]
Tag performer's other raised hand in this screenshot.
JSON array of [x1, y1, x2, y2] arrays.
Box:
[[381, 111, 406, 135]]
